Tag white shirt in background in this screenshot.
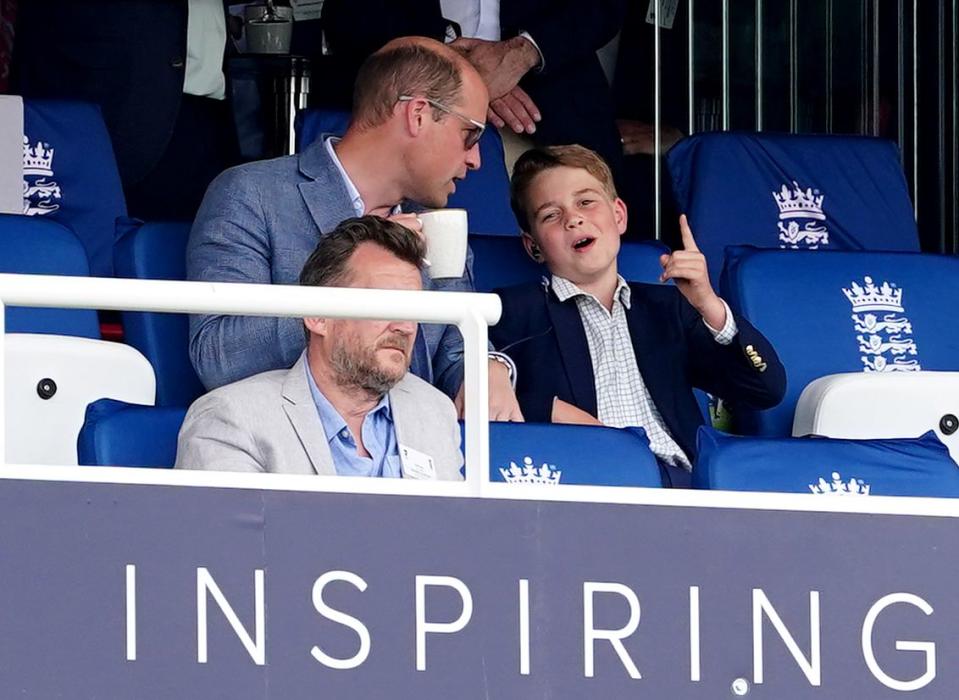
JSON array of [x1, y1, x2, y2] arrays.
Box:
[[440, 0, 501, 41], [185, 0, 227, 100]]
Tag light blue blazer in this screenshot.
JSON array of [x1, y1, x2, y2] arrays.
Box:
[[187, 139, 474, 397]]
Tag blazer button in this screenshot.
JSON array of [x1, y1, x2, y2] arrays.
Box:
[[170, 57, 185, 70]]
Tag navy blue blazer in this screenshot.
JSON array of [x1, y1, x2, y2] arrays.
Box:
[[490, 280, 786, 460]]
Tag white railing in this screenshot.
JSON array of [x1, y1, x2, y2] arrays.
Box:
[[0, 273, 500, 495]]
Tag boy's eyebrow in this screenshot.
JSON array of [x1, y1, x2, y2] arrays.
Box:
[[532, 188, 605, 217]]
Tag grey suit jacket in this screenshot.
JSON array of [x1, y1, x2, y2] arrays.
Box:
[[175, 355, 464, 479], [186, 138, 475, 398]]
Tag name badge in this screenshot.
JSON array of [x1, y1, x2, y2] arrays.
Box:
[[399, 444, 437, 480]]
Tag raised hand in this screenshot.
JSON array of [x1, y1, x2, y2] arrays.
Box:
[[659, 215, 727, 329]]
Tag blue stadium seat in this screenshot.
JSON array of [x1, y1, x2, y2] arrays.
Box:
[[0, 213, 99, 338], [296, 107, 520, 235], [487, 422, 663, 487], [23, 99, 127, 277], [722, 248, 959, 436], [80, 400, 663, 487], [78, 399, 185, 468], [694, 427, 959, 497], [472, 234, 670, 292], [667, 132, 920, 284], [114, 220, 204, 407]]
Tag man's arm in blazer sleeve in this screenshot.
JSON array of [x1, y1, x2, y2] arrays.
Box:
[[175, 393, 267, 473], [505, 0, 628, 75], [187, 167, 305, 391]]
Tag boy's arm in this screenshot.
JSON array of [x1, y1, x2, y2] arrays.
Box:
[[661, 216, 786, 408]]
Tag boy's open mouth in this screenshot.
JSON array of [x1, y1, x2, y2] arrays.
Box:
[[572, 236, 596, 251]]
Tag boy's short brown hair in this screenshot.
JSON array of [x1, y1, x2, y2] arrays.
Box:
[[510, 144, 619, 232]]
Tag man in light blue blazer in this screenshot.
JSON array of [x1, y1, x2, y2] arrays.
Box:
[[188, 37, 522, 419], [176, 216, 464, 479]]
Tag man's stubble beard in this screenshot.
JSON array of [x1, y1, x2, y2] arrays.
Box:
[[329, 332, 409, 399]]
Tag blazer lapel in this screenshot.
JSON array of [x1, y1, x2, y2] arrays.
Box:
[[296, 139, 358, 234], [281, 355, 337, 475], [626, 290, 679, 432], [545, 286, 598, 416]]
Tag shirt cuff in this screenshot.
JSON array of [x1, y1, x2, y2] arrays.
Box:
[[518, 31, 545, 72], [488, 351, 517, 388], [702, 298, 738, 345]]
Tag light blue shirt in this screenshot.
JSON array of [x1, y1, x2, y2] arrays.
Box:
[[304, 356, 402, 478]]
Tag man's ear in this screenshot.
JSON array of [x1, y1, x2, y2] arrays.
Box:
[[521, 232, 544, 262], [400, 96, 428, 137], [612, 196, 629, 237], [303, 316, 328, 338]]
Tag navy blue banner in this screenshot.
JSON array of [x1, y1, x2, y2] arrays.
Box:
[[0, 475, 955, 698]]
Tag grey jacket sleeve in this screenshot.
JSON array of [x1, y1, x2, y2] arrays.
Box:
[[186, 167, 304, 390], [175, 393, 266, 472]]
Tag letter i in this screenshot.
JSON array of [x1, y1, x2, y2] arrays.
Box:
[[126, 564, 137, 661]]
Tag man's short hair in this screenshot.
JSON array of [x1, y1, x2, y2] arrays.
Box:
[[299, 215, 426, 290], [510, 145, 619, 232], [352, 42, 463, 129]]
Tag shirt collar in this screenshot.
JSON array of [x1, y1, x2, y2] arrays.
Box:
[[551, 273, 632, 310], [323, 136, 365, 217], [303, 352, 393, 444], [323, 136, 405, 218]]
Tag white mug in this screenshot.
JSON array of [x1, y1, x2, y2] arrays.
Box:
[[419, 209, 468, 279]]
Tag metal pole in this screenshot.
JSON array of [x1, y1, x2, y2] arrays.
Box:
[[953, 0, 958, 252], [913, 0, 920, 219], [688, 0, 695, 134], [722, 0, 730, 130], [654, 0, 662, 240], [756, 0, 764, 130], [789, 0, 798, 132], [872, 0, 881, 136], [826, 0, 834, 132], [898, 0, 906, 153], [938, 0, 947, 251]]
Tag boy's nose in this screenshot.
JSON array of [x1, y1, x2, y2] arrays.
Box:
[[565, 214, 584, 229]]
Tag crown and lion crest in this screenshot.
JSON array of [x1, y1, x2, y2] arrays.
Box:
[[773, 180, 829, 248], [22, 135, 61, 216]]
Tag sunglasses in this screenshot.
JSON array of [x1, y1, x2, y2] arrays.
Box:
[[397, 95, 486, 150]]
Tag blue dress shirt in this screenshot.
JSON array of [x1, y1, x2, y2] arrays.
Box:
[[304, 358, 402, 478]]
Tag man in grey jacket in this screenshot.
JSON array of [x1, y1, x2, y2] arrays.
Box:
[[176, 216, 463, 480]]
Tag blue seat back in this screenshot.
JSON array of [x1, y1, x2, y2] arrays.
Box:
[[487, 422, 663, 487], [0, 213, 99, 337], [472, 235, 670, 292], [23, 99, 127, 276], [723, 248, 959, 436], [297, 108, 520, 235], [667, 132, 920, 284], [114, 220, 204, 407], [694, 427, 959, 497], [78, 399, 186, 468]]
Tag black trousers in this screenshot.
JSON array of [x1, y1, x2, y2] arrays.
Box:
[[125, 94, 239, 221]]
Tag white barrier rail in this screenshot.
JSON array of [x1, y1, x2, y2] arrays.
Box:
[[0, 273, 500, 496]]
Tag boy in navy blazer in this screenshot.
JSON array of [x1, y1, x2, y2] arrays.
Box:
[[490, 145, 786, 485]]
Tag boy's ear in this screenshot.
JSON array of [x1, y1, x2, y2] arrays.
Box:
[[303, 316, 329, 338], [613, 196, 628, 236], [521, 232, 544, 262]]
